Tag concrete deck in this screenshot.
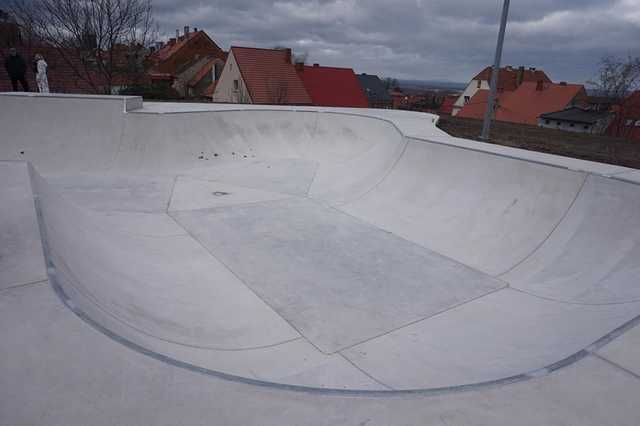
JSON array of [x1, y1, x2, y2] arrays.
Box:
[[1, 92, 640, 424]]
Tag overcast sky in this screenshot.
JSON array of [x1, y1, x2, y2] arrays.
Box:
[[154, 0, 640, 84]]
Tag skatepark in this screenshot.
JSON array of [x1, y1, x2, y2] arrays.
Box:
[[2, 92, 640, 424]]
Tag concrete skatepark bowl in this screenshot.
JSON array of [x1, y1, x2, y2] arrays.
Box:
[[2, 93, 640, 424]]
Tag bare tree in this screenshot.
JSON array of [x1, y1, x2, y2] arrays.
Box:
[[589, 55, 640, 138], [590, 56, 640, 100], [236, 83, 251, 104], [267, 79, 289, 105], [586, 56, 640, 160], [10, 0, 156, 94]]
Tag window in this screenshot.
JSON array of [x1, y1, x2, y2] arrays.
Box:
[[545, 120, 550, 125], [233, 79, 239, 91], [635, 120, 640, 127], [477, 80, 481, 89], [569, 123, 575, 127], [584, 125, 589, 130], [464, 96, 470, 104], [557, 121, 562, 126], [625, 119, 634, 126]]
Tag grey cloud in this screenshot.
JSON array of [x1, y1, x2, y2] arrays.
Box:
[[152, 0, 640, 82]]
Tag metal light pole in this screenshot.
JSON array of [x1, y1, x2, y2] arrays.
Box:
[[480, 0, 511, 140]]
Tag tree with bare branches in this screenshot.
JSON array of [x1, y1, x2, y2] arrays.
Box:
[[589, 55, 640, 138], [267, 79, 289, 105], [9, 0, 156, 94]]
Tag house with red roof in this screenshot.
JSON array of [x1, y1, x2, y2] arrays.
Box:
[[212, 46, 312, 105], [295, 63, 368, 108], [457, 81, 587, 126], [452, 65, 552, 116], [147, 26, 226, 98], [439, 94, 459, 115]]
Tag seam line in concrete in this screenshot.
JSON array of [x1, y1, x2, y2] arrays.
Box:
[[496, 172, 589, 278], [509, 286, 640, 306], [336, 285, 509, 354], [0, 278, 49, 294], [327, 201, 505, 284], [337, 136, 410, 207], [165, 175, 179, 212], [338, 353, 395, 390], [50, 245, 305, 352], [166, 211, 324, 353], [408, 135, 630, 178], [591, 353, 640, 381]]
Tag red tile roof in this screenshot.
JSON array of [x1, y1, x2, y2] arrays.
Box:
[[458, 81, 586, 125], [439, 94, 458, 115], [296, 64, 368, 108], [151, 31, 221, 62], [473, 66, 552, 91], [231, 46, 312, 105], [188, 57, 218, 87]]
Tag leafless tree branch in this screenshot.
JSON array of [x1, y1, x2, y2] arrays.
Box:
[[9, 0, 155, 94]]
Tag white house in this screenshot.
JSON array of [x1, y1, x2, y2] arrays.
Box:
[[212, 46, 312, 105], [212, 48, 252, 103]]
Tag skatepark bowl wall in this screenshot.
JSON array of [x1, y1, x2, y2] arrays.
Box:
[[1, 92, 640, 393]]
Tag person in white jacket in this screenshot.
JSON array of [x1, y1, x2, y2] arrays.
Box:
[[34, 54, 49, 93]]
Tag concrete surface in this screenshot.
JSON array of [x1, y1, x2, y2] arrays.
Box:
[[1, 92, 640, 423]]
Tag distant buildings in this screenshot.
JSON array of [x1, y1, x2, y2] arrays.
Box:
[[539, 107, 613, 134], [452, 66, 552, 116], [147, 27, 226, 99]]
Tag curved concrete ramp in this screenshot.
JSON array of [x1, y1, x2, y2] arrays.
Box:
[[2, 93, 640, 392]]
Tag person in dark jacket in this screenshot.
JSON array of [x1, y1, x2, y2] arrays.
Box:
[[4, 48, 30, 92]]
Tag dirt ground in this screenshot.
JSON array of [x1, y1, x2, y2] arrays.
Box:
[[437, 115, 640, 170]]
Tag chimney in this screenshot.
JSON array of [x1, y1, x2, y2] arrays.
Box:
[[536, 80, 544, 91], [284, 48, 292, 64], [505, 65, 513, 71], [194, 27, 198, 33], [313, 63, 319, 67], [184, 26, 190, 37], [175, 29, 180, 39], [295, 62, 304, 72], [517, 66, 525, 86], [529, 67, 536, 71]]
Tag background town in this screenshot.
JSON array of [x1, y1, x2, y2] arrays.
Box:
[[1, 5, 639, 168]]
